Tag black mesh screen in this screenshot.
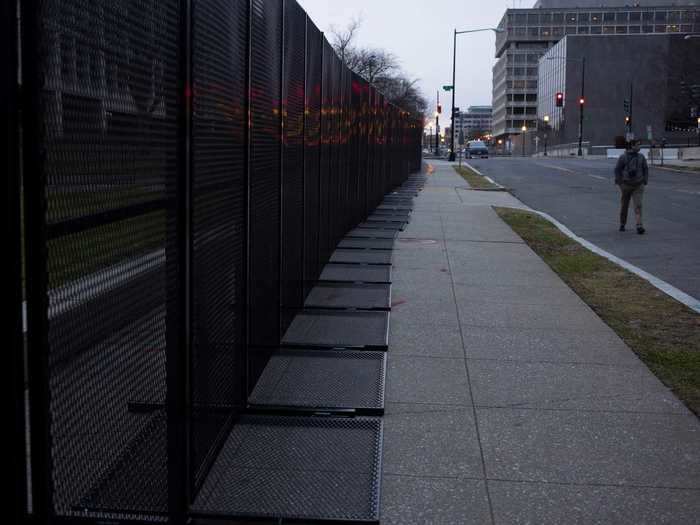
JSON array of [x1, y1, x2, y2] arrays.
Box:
[[190, 0, 248, 490], [249, 0, 282, 349], [318, 40, 333, 265], [303, 19, 322, 295], [26, 0, 180, 517], [20, 1, 423, 520], [281, 0, 306, 332]]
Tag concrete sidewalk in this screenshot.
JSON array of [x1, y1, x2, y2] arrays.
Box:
[[380, 160, 700, 524]]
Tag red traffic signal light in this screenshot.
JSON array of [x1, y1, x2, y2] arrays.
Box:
[[555, 92, 564, 107], [437, 104, 442, 114], [579, 97, 585, 105]]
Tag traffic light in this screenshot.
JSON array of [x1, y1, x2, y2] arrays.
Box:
[[555, 92, 564, 107], [437, 104, 442, 114]]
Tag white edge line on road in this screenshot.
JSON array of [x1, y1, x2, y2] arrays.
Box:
[[463, 161, 506, 189], [529, 209, 700, 314]]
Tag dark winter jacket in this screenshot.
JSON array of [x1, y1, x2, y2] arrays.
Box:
[[615, 150, 649, 186]]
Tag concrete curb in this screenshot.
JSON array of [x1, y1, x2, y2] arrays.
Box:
[[461, 161, 509, 191], [502, 206, 700, 314]]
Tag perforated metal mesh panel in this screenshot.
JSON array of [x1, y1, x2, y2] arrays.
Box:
[[305, 282, 391, 310], [249, 0, 282, 348], [191, 416, 382, 522], [24, 1, 180, 518], [304, 19, 323, 295], [281, 0, 307, 332], [191, 0, 248, 489], [249, 350, 386, 412], [282, 310, 390, 350], [320, 263, 392, 284]]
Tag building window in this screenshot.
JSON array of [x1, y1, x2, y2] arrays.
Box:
[[567, 13, 577, 25], [565, 27, 576, 34], [629, 25, 641, 33], [578, 13, 589, 23], [553, 13, 564, 24], [655, 24, 667, 33], [514, 13, 527, 25], [616, 26, 627, 34], [603, 12, 615, 23], [541, 27, 551, 36], [603, 26, 615, 34], [667, 24, 680, 32], [642, 11, 654, 22], [529, 27, 539, 37], [655, 11, 667, 22], [551, 27, 563, 37], [642, 25, 654, 33], [528, 13, 539, 24], [591, 13, 601, 24], [540, 13, 552, 24], [629, 12, 641, 22], [515, 27, 526, 36], [681, 24, 692, 33], [591, 26, 602, 34], [578, 26, 590, 34], [616, 12, 628, 23]]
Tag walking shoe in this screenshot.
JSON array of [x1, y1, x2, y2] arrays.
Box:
[[619, 224, 625, 232], [637, 225, 645, 235]]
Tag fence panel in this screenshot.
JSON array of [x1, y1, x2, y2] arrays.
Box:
[[190, 0, 248, 493], [303, 18, 322, 294], [22, 0, 183, 519], [281, 0, 307, 331], [248, 0, 282, 353]]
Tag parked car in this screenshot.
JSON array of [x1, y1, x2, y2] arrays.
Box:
[[466, 140, 489, 159]]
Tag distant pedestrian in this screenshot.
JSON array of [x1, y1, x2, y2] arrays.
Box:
[[614, 140, 649, 234]]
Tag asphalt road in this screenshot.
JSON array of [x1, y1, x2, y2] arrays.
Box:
[[467, 156, 700, 299]]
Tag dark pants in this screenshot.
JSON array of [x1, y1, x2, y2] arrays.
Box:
[[619, 183, 644, 226]]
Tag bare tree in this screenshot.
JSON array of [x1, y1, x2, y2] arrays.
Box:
[[329, 15, 362, 65], [329, 16, 428, 119]]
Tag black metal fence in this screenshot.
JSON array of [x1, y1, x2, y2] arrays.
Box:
[[12, 0, 422, 523]]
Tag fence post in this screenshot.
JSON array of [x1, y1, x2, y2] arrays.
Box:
[[5, 0, 27, 522], [167, 0, 192, 522], [20, 2, 54, 521]]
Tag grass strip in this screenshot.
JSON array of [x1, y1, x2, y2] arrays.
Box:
[[453, 165, 500, 190], [495, 206, 700, 416]]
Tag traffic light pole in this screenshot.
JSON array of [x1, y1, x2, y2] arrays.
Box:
[[577, 57, 585, 157]]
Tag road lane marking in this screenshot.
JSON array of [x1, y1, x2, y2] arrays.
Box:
[[587, 174, 607, 181], [534, 162, 575, 173]]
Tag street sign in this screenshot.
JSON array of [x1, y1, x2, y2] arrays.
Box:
[[443, 85, 453, 91]]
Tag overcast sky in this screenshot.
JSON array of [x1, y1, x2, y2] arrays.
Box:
[[298, 0, 536, 118]]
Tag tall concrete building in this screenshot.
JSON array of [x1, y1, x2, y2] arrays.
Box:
[[492, 0, 700, 146], [537, 33, 700, 153], [456, 106, 493, 140]]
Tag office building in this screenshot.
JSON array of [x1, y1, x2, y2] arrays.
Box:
[[456, 105, 493, 140], [536, 33, 700, 154], [492, 0, 700, 146]]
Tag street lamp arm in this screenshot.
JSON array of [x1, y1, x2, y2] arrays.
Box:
[[455, 27, 504, 35]]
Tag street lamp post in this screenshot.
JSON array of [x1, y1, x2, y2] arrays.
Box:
[[448, 27, 504, 161], [543, 115, 550, 156], [521, 125, 527, 157], [547, 56, 586, 156]]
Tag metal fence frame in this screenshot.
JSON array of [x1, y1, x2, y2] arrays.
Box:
[[15, 0, 422, 523]]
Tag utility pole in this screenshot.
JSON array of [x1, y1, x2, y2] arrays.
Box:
[[577, 57, 585, 157], [449, 29, 457, 161]]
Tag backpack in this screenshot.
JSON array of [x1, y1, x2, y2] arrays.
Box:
[[622, 153, 643, 186]]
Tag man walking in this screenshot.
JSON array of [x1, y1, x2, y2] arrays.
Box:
[[614, 140, 649, 234]]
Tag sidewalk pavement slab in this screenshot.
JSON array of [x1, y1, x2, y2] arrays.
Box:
[[381, 160, 700, 524]]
